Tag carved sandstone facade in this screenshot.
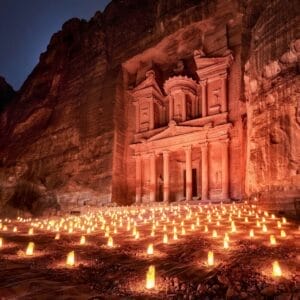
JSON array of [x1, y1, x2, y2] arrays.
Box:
[[129, 52, 234, 203]]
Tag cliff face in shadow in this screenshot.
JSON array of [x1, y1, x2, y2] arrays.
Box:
[[0, 0, 298, 214]]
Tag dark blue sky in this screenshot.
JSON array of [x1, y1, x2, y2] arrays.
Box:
[[0, 0, 110, 90]]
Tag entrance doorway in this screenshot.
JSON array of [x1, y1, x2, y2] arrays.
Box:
[[183, 168, 197, 198]]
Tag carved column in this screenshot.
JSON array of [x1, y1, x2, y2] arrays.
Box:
[[169, 95, 174, 121], [135, 155, 142, 203], [149, 153, 156, 202], [149, 102, 155, 130], [221, 139, 229, 200], [220, 74, 228, 113], [201, 143, 208, 201], [200, 80, 207, 117], [134, 103, 140, 133], [181, 92, 187, 121], [163, 151, 170, 203], [185, 146, 192, 201]]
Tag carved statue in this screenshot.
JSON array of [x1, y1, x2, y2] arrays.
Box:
[[173, 60, 185, 75]]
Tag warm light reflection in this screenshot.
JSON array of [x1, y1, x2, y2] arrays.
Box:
[[0, 237, 3, 247]]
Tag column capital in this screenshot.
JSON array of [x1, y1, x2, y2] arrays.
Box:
[[200, 79, 207, 86], [162, 150, 170, 156], [200, 142, 208, 149], [219, 72, 228, 80], [183, 145, 192, 152], [221, 138, 230, 145]]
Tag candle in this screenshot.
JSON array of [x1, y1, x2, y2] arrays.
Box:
[[146, 265, 155, 289], [280, 230, 286, 238], [272, 261, 282, 277], [270, 235, 276, 245], [163, 233, 168, 244], [26, 242, 34, 256], [80, 235, 86, 245], [107, 236, 114, 247], [66, 251, 75, 266], [147, 243, 154, 255], [249, 229, 254, 238], [207, 251, 214, 266], [223, 239, 229, 249]]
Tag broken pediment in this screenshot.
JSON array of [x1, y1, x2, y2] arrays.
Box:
[[131, 70, 164, 101], [194, 51, 233, 79]]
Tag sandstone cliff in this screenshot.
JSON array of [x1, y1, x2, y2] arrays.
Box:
[[0, 0, 299, 215], [0, 76, 15, 112]]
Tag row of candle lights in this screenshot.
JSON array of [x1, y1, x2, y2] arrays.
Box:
[[0, 203, 294, 290]]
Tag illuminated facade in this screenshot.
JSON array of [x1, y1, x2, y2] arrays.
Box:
[[130, 51, 234, 203]]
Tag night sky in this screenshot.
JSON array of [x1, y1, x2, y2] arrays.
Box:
[[0, 0, 110, 90]]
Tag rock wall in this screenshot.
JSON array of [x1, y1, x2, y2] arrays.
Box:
[[0, 0, 299, 213], [243, 0, 300, 213]]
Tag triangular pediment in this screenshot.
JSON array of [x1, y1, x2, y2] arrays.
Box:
[[147, 123, 204, 142], [132, 70, 163, 96]]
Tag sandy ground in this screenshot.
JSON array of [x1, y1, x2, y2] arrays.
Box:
[[0, 203, 299, 299]]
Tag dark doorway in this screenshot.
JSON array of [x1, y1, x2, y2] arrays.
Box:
[[183, 168, 197, 198]]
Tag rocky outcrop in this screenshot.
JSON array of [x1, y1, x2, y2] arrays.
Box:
[[0, 0, 299, 214], [0, 76, 15, 112]]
